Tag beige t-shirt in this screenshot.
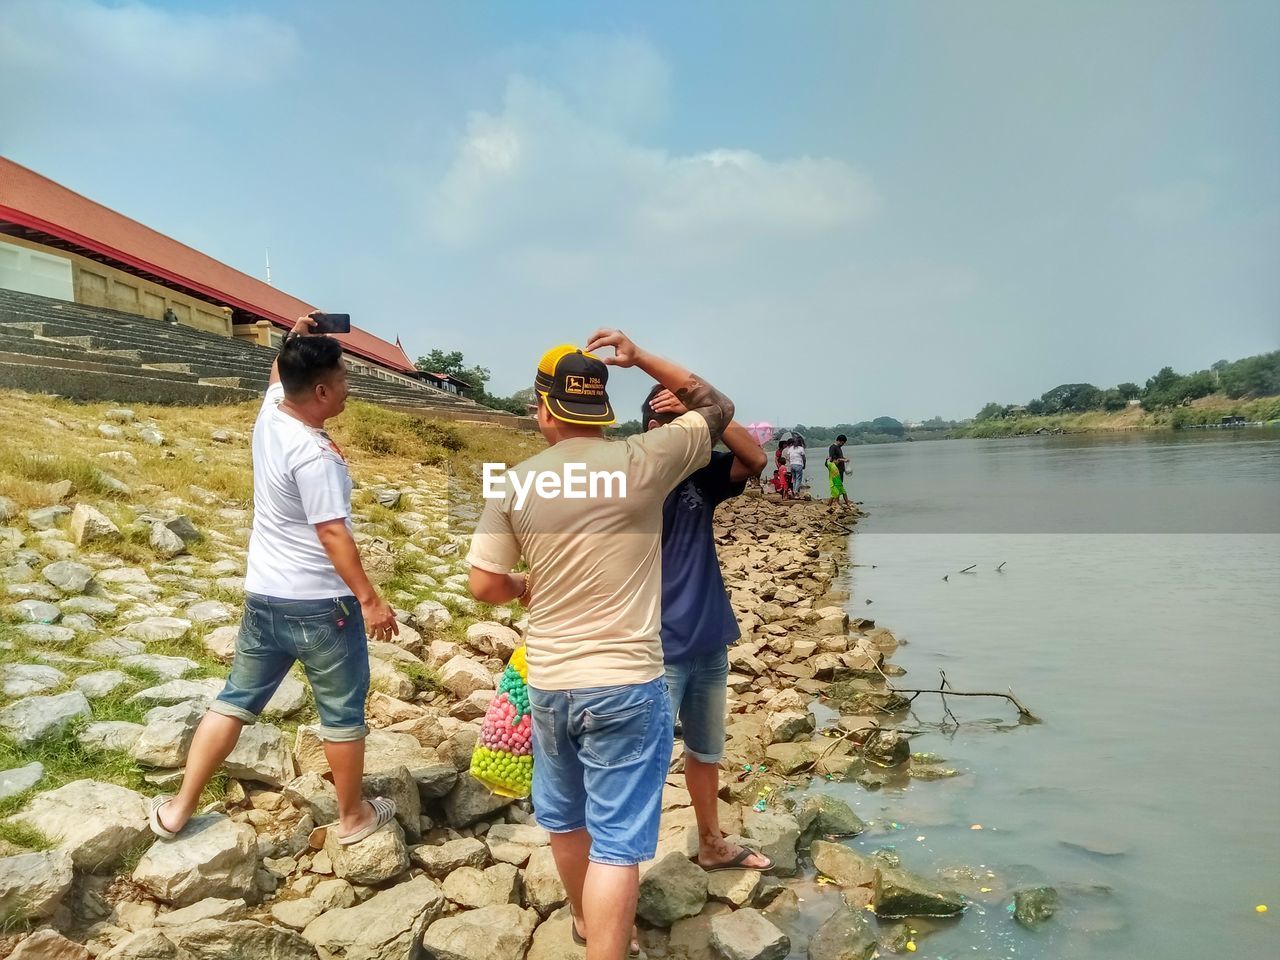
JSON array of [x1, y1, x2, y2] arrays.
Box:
[[466, 411, 712, 690]]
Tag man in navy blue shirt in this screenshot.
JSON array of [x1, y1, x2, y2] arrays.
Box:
[[643, 385, 772, 871]]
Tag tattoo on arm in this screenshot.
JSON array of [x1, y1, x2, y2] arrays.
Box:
[[675, 376, 735, 439]]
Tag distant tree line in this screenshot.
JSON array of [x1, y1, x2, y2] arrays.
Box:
[[973, 351, 1280, 422], [414, 350, 535, 416]]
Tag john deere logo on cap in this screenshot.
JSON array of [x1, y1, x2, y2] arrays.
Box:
[[564, 375, 604, 398]]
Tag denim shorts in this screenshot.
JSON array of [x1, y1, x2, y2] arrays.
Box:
[[528, 677, 673, 866], [664, 646, 730, 763], [211, 592, 370, 741]]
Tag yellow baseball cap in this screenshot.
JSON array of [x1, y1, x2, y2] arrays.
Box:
[[535, 344, 616, 425]]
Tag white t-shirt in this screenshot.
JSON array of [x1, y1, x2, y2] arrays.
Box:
[[786, 445, 806, 468], [244, 383, 353, 599]]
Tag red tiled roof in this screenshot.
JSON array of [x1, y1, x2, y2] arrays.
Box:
[[0, 157, 417, 373]]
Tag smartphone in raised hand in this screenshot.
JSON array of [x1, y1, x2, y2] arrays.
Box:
[[310, 312, 351, 334]]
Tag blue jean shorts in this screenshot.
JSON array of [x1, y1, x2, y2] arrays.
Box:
[[528, 677, 673, 866], [211, 592, 370, 741], [664, 646, 730, 764]]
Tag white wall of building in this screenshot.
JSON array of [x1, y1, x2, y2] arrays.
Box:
[[0, 238, 74, 301]]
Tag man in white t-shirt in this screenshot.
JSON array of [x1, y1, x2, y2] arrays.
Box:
[[148, 315, 400, 847], [785, 438, 806, 497]]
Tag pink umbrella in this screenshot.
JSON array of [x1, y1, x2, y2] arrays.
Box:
[[745, 422, 774, 445]]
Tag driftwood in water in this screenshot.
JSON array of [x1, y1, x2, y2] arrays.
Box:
[[893, 669, 1038, 722]]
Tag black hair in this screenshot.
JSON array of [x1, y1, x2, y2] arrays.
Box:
[[278, 335, 345, 395], [641, 383, 678, 430], [836, 434, 847, 443]]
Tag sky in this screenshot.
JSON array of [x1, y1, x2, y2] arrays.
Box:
[[2, 0, 1277, 425]]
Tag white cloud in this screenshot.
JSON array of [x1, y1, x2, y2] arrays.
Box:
[[426, 53, 880, 256], [0, 0, 298, 92]]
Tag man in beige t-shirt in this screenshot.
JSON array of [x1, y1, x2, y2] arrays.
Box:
[[468, 330, 734, 960]]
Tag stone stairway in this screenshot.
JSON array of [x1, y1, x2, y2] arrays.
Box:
[[0, 288, 503, 418]]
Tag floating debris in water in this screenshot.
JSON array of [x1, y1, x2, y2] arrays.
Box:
[[971, 824, 984, 830], [1258, 904, 1269, 913]]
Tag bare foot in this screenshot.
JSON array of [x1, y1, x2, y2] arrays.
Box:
[[698, 835, 772, 870], [336, 800, 377, 840]]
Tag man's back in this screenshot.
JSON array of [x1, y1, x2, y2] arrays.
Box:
[[468, 410, 710, 690], [246, 383, 352, 599]]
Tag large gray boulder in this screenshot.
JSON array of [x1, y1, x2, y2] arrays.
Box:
[[6, 599, 60, 623], [806, 906, 878, 960], [150, 522, 187, 559], [303, 874, 445, 960], [0, 691, 91, 746], [873, 866, 966, 918], [322, 820, 409, 886], [793, 795, 867, 851], [71, 503, 120, 545], [97, 930, 190, 960], [410, 836, 487, 877], [441, 773, 513, 827], [122, 617, 193, 643], [441, 863, 521, 909], [485, 822, 549, 866], [740, 808, 801, 876], [283, 773, 339, 826], [422, 903, 539, 960], [0, 849, 75, 920], [73, 670, 131, 699], [523, 845, 568, 916], [81, 720, 145, 753], [637, 852, 709, 927], [166, 919, 317, 960], [438, 655, 493, 699], [6, 779, 149, 871], [0, 762, 43, 801], [810, 840, 877, 890], [132, 814, 258, 906], [709, 908, 790, 960], [132, 701, 203, 768], [42, 560, 95, 594], [1, 663, 65, 697], [223, 723, 296, 787], [129, 678, 223, 707]]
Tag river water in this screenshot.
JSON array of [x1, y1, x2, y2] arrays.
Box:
[[798, 430, 1280, 958]]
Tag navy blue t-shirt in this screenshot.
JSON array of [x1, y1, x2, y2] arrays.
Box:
[[660, 450, 746, 663]]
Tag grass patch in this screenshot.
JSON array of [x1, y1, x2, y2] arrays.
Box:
[[0, 724, 149, 798], [395, 661, 441, 694], [0, 820, 54, 852], [0, 450, 126, 502]]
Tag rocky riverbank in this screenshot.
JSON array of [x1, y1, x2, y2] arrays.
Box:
[[0, 390, 1035, 960]]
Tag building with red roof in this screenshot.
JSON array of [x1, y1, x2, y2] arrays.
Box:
[[0, 156, 418, 377]]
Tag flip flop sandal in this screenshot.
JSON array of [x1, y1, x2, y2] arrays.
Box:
[[700, 846, 775, 872], [148, 795, 179, 840], [570, 921, 642, 957], [337, 797, 397, 846]]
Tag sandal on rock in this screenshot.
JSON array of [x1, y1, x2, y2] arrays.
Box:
[[337, 797, 397, 846], [700, 846, 774, 872], [148, 795, 179, 840]]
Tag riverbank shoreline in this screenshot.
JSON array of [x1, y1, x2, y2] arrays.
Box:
[[952, 393, 1280, 438]]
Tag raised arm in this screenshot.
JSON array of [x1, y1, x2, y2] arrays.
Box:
[[649, 389, 767, 482], [584, 329, 735, 440]]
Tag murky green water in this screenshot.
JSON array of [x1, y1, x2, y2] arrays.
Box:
[[801, 430, 1280, 958]]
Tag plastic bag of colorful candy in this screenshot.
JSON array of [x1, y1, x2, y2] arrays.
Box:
[[469, 646, 534, 799]]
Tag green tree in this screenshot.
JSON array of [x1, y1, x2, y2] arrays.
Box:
[[975, 402, 1005, 421], [1040, 383, 1102, 413], [1117, 382, 1141, 400], [870, 416, 905, 437]]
